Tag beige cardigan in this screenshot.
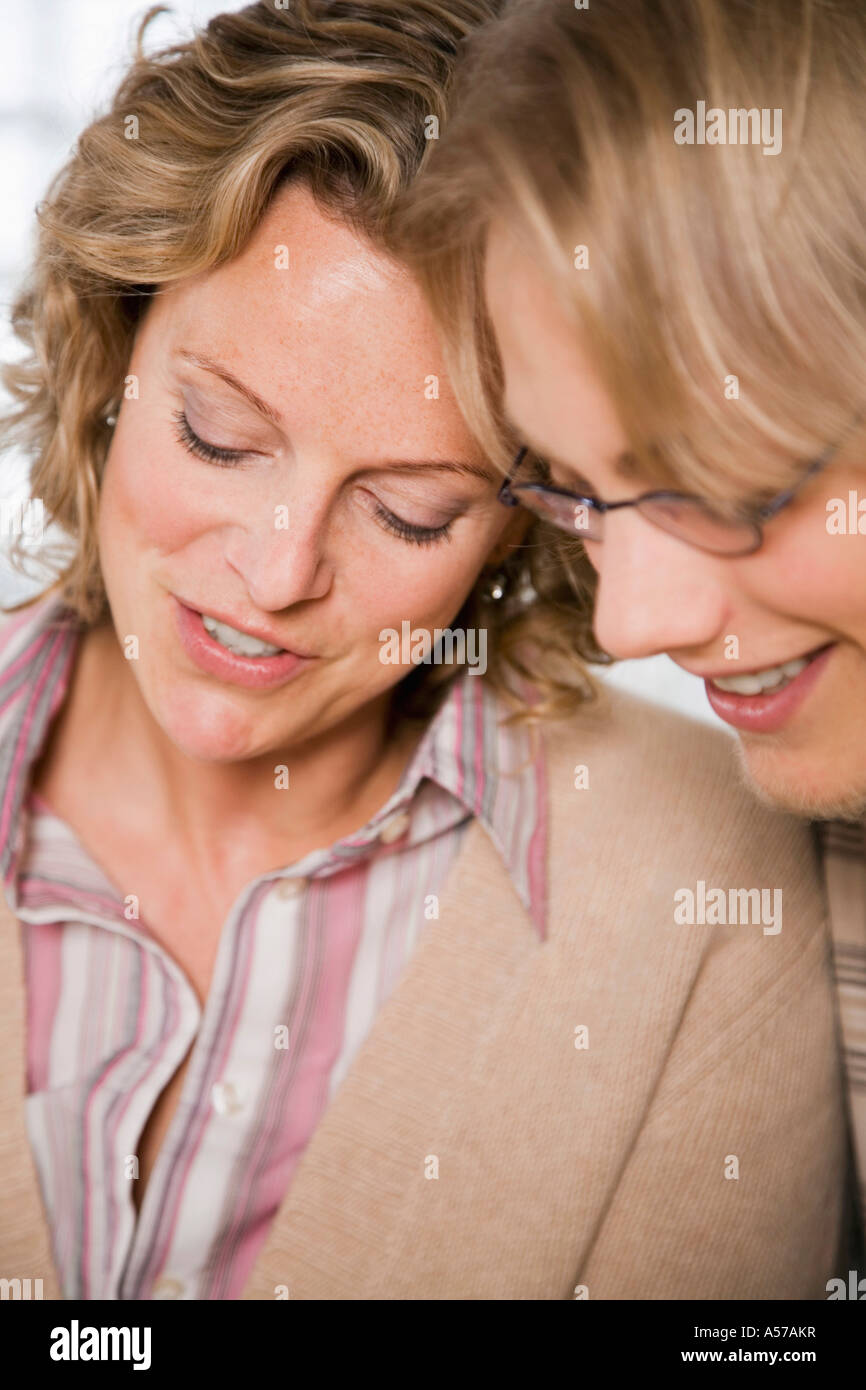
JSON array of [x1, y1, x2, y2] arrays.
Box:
[[0, 687, 848, 1299]]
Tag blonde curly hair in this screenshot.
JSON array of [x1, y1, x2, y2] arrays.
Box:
[[0, 0, 602, 723]]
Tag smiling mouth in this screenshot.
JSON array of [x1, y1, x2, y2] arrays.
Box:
[[707, 644, 833, 696], [200, 612, 286, 658]]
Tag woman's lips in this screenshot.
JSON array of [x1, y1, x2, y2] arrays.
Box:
[[703, 644, 834, 734], [172, 597, 314, 690]]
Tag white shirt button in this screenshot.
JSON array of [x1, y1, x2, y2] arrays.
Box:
[[274, 876, 307, 900], [152, 1275, 185, 1299], [211, 1080, 243, 1116], [378, 810, 411, 845]]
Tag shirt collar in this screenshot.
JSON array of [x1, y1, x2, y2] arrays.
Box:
[[0, 591, 547, 939], [404, 673, 547, 938], [0, 590, 78, 891]]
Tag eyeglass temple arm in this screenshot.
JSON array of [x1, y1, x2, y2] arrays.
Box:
[[755, 439, 840, 521], [498, 447, 528, 505]]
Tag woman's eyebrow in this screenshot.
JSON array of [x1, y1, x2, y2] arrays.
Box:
[[502, 403, 649, 483], [521, 437, 648, 486], [369, 459, 498, 484], [173, 348, 283, 426]]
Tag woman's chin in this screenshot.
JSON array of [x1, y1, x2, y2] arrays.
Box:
[[736, 737, 866, 822], [145, 680, 275, 764]]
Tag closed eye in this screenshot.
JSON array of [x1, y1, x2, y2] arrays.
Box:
[[369, 500, 454, 546], [171, 409, 255, 466], [172, 409, 457, 546]]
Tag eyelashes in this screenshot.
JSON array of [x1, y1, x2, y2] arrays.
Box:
[[171, 408, 248, 466], [369, 502, 454, 547], [171, 409, 455, 547]]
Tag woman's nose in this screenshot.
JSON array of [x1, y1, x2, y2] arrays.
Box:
[[225, 496, 335, 611], [591, 510, 729, 660]]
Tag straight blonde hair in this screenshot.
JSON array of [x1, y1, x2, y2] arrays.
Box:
[[400, 0, 866, 506]]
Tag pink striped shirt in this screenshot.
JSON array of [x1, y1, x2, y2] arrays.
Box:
[[0, 592, 546, 1299]]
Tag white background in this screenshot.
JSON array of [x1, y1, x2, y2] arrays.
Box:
[[0, 0, 722, 728]]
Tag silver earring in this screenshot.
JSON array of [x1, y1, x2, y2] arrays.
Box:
[[105, 413, 117, 427], [483, 568, 508, 602]]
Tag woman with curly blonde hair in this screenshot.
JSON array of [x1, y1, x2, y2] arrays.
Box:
[[0, 0, 848, 1300]]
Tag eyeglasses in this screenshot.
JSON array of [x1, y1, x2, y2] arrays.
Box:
[[497, 437, 842, 556]]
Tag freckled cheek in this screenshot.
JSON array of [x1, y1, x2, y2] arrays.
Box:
[[98, 437, 215, 559], [351, 548, 483, 643]]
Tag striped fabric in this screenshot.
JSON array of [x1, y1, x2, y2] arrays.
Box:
[[0, 591, 546, 1300], [815, 819, 866, 1244]]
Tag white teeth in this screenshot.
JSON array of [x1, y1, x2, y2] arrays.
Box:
[[712, 656, 809, 696], [201, 613, 283, 658]]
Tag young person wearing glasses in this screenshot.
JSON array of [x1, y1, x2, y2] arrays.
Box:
[[401, 0, 866, 1260], [0, 0, 851, 1301]]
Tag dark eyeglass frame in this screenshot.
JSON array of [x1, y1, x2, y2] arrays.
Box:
[[497, 435, 842, 556]]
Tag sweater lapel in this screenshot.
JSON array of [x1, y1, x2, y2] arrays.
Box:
[[242, 817, 540, 1299]]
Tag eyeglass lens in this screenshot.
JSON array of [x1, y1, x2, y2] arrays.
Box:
[[514, 486, 761, 554]]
